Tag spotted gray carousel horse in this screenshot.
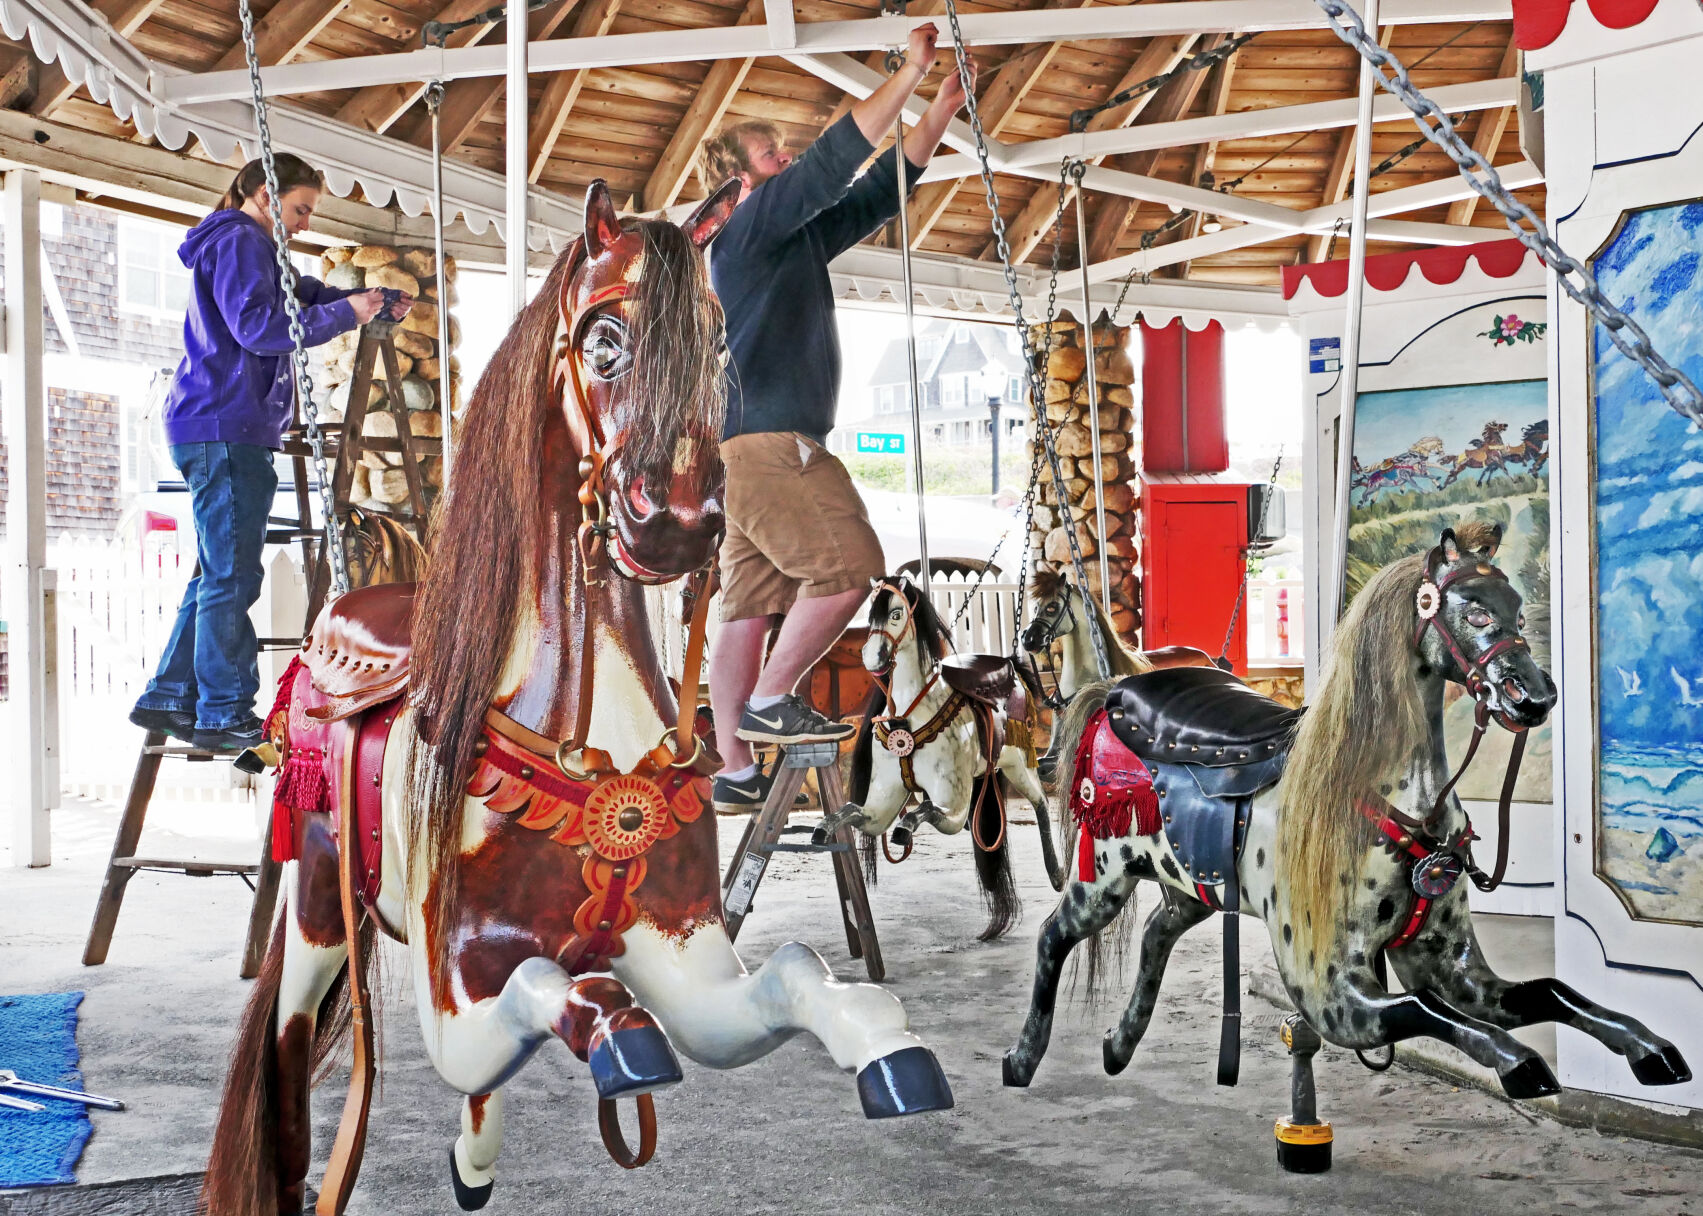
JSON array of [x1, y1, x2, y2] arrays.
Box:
[[1006, 523, 1690, 1113]]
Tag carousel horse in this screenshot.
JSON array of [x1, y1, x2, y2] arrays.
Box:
[[204, 181, 952, 1216], [344, 505, 428, 588], [812, 574, 1062, 938], [1018, 568, 1214, 779], [1005, 522, 1690, 1113], [1439, 420, 1514, 488]]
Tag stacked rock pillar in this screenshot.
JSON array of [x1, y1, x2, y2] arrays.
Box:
[[317, 245, 461, 515], [1027, 315, 1141, 646]]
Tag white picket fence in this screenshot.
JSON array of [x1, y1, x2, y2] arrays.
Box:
[[1246, 577, 1305, 665]]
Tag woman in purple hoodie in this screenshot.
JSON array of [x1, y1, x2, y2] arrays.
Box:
[[130, 154, 407, 751]]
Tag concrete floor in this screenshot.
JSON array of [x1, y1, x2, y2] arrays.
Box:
[[3, 794, 1701, 1215]]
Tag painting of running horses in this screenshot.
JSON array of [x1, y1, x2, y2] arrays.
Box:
[[1591, 200, 1703, 926], [1343, 377, 1551, 803]]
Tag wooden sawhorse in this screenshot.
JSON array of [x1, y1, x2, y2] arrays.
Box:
[[721, 741, 884, 981]]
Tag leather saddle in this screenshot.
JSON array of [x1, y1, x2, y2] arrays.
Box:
[[301, 582, 418, 723], [1104, 666, 1304, 887], [941, 653, 1028, 724]]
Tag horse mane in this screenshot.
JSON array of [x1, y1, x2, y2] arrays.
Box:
[[902, 579, 952, 668], [1275, 521, 1502, 972], [405, 217, 723, 988]]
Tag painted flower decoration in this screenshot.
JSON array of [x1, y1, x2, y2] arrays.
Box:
[[1481, 313, 1548, 347]]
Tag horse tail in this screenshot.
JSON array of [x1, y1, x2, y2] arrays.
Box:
[[971, 773, 1020, 942], [202, 916, 379, 1216]]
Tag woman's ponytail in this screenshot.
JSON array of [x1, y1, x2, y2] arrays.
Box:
[[217, 153, 327, 211]]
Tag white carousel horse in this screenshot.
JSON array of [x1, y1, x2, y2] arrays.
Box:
[[814, 574, 1063, 938], [204, 182, 951, 1216]]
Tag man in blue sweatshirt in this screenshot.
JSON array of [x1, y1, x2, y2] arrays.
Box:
[[130, 154, 402, 750], [701, 25, 972, 810]]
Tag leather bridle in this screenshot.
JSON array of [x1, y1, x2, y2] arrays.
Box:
[[1408, 545, 1538, 893], [555, 244, 629, 590]]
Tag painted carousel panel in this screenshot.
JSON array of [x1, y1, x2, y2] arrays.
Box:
[[1591, 199, 1703, 928]]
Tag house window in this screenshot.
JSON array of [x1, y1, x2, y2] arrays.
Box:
[[954, 327, 969, 343], [919, 336, 943, 362], [942, 376, 964, 406], [119, 221, 192, 318], [1008, 375, 1023, 402]]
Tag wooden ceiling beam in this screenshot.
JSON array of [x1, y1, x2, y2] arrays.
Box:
[[1171, 46, 1240, 277], [990, 32, 1198, 265], [0, 43, 36, 110], [29, 0, 168, 119], [820, 0, 946, 131], [209, 0, 352, 74], [1082, 36, 1223, 267], [1304, 22, 1393, 263], [334, 0, 501, 135], [641, 0, 766, 210], [905, 0, 1092, 249], [398, 0, 581, 155], [1445, 36, 1519, 226], [527, 0, 627, 183]]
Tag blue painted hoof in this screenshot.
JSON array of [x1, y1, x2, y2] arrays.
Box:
[[449, 1145, 492, 1211], [588, 1026, 683, 1100], [856, 1046, 954, 1118]]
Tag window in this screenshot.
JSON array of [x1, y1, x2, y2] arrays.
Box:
[[1008, 375, 1023, 402], [119, 221, 192, 318], [942, 376, 964, 406], [954, 327, 969, 344], [919, 336, 943, 362]]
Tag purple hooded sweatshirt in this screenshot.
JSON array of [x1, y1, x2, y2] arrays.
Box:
[[163, 208, 360, 449]]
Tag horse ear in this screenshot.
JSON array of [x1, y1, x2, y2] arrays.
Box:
[[683, 178, 741, 249], [1483, 522, 1504, 558], [1439, 528, 1461, 563], [582, 180, 622, 259]]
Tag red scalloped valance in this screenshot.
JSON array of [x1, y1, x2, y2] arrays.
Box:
[[1512, 0, 1679, 49], [1281, 238, 1535, 301]]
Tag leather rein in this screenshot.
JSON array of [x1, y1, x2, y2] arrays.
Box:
[[1379, 546, 1534, 905]]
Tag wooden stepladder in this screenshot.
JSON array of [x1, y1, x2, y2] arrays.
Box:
[[721, 741, 884, 981], [84, 325, 433, 979]]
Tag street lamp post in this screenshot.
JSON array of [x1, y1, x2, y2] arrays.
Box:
[[989, 394, 1002, 496]]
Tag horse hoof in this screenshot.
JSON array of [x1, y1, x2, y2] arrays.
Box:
[[1037, 755, 1057, 783], [856, 1046, 954, 1118], [889, 824, 912, 851], [810, 825, 831, 847], [1631, 1043, 1693, 1086], [588, 1026, 683, 1100], [449, 1145, 493, 1212], [1102, 1034, 1129, 1077], [1498, 1056, 1561, 1100], [1001, 1049, 1031, 1088]]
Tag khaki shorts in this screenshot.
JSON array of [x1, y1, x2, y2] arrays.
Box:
[[719, 431, 886, 621]]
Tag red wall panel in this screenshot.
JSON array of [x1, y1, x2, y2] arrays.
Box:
[[1140, 318, 1228, 474]]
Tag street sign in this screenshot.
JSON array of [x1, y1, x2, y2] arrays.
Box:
[[856, 432, 906, 455]]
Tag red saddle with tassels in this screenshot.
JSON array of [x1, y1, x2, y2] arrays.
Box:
[[1067, 707, 1161, 883]]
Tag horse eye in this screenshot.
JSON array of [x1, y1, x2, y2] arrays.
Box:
[[1466, 608, 1494, 628], [1517, 612, 1526, 630], [890, 609, 904, 621]]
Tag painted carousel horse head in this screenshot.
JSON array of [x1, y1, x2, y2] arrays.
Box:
[[555, 179, 734, 583], [1006, 521, 1688, 1147], [815, 573, 1067, 940], [205, 181, 955, 1216], [344, 506, 428, 588]]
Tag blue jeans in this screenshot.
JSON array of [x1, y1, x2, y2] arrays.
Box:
[[135, 442, 278, 730]]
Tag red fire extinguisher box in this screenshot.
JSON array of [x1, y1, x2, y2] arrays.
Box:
[[1140, 473, 1252, 674]]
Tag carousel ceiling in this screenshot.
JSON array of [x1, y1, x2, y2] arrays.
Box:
[[0, 0, 1541, 288]]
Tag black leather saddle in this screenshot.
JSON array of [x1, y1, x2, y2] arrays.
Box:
[[1104, 667, 1304, 885]]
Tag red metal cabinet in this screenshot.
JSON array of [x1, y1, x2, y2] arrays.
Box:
[[1140, 473, 1251, 674]]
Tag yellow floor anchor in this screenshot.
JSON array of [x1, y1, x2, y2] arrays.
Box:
[[1275, 1014, 1333, 1173]]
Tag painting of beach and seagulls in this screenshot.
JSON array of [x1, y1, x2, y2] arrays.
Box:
[[1343, 377, 1551, 804], [1593, 201, 1703, 926]]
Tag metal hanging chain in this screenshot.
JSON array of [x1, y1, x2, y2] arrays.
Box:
[[1069, 32, 1260, 134], [1313, 0, 1703, 426], [428, 80, 453, 490], [236, 0, 350, 597], [423, 0, 553, 47], [1218, 448, 1283, 662], [939, 0, 1110, 677]]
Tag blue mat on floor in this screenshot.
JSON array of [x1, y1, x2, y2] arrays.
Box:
[[0, 993, 93, 1188]]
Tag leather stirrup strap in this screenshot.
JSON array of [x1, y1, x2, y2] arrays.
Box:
[[969, 704, 1007, 854], [1471, 725, 1528, 892], [318, 722, 376, 1216], [1216, 796, 1244, 1088], [598, 1094, 658, 1169]]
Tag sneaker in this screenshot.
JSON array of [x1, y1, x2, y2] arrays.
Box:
[[129, 706, 196, 743], [711, 765, 812, 814], [734, 694, 856, 746], [193, 719, 265, 752]]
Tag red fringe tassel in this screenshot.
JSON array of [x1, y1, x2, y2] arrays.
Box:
[[1069, 708, 1162, 882]]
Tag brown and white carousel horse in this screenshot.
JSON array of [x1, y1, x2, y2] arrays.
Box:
[[204, 181, 951, 1216], [1005, 523, 1690, 1127], [812, 574, 1061, 939]]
